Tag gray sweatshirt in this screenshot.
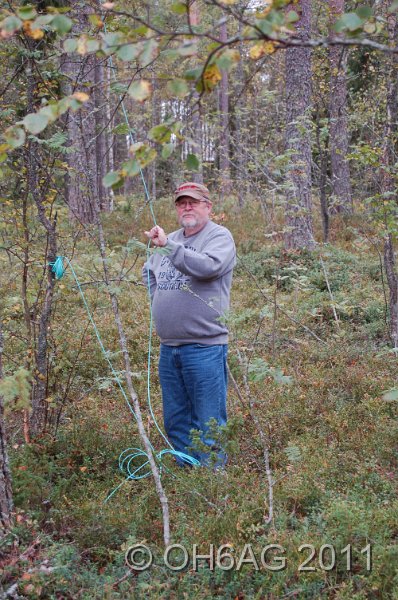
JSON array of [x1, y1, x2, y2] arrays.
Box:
[[142, 220, 236, 346]]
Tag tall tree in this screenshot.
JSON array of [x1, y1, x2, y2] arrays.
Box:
[[381, 5, 398, 349], [328, 0, 353, 214], [218, 18, 231, 193], [284, 0, 315, 250], [61, 0, 111, 224], [188, 0, 204, 185], [0, 322, 13, 536]]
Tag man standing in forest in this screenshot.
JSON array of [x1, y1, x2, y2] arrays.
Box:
[[143, 182, 236, 466]]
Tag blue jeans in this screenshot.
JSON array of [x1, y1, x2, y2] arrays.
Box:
[[159, 343, 228, 466]]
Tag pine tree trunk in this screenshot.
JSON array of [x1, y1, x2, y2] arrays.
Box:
[[0, 323, 14, 536], [218, 19, 231, 194], [234, 19, 246, 208], [329, 0, 352, 214], [382, 6, 398, 349], [189, 0, 204, 185], [284, 0, 315, 250], [62, 1, 110, 223]]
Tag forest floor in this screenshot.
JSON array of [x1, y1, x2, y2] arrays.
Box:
[[1, 196, 397, 599]]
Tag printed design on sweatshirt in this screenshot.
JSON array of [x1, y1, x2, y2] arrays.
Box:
[[157, 248, 193, 291]]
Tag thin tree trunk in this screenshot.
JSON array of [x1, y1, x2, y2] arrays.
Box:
[[284, 0, 315, 250], [25, 55, 57, 436], [62, 0, 109, 223], [329, 0, 352, 214], [94, 209, 171, 545], [315, 107, 330, 242], [189, 0, 204, 184], [235, 19, 246, 208], [218, 19, 231, 194], [0, 322, 14, 536], [381, 6, 398, 349]]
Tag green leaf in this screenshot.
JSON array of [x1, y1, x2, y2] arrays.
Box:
[[110, 81, 128, 94], [18, 6, 37, 21], [127, 80, 152, 102], [116, 43, 141, 61], [0, 367, 31, 413], [215, 49, 240, 72], [39, 104, 58, 123], [51, 14, 73, 34], [171, 2, 188, 14], [166, 78, 189, 98], [184, 66, 203, 81], [103, 171, 122, 188], [139, 38, 158, 67], [122, 158, 141, 177], [148, 124, 171, 143], [285, 10, 299, 23], [256, 19, 273, 36], [4, 126, 26, 149], [185, 153, 200, 170], [112, 123, 130, 135], [356, 6, 372, 20], [64, 38, 77, 52], [22, 112, 49, 135], [161, 143, 175, 159], [1, 15, 23, 34], [382, 389, 398, 402], [334, 13, 363, 32], [31, 15, 54, 28], [103, 31, 124, 47]]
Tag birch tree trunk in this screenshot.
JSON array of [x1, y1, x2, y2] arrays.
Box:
[[284, 0, 315, 250], [0, 323, 14, 536], [329, 0, 353, 214]]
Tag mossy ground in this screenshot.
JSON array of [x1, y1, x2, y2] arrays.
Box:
[[1, 197, 397, 599]]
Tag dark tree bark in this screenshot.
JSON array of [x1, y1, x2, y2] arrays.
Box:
[[329, 0, 352, 214], [284, 0, 315, 250], [381, 7, 398, 349], [234, 19, 246, 208], [0, 323, 14, 536], [189, 1, 204, 185], [61, 0, 111, 223], [218, 19, 231, 194], [24, 51, 57, 437]]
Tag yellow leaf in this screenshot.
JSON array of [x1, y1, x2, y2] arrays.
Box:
[[127, 80, 152, 102], [72, 92, 90, 102], [80, 466, 88, 472], [249, 40, 276, 60], [203, 64, 222, 90], [77, 35, 88, 55], [23, 21, 44, 40]]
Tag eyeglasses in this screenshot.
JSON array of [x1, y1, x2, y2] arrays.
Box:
[[175, 199, 207, 208]]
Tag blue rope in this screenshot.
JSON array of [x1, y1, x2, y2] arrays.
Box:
[[49, 19, 200, 497], [50, 255, 199, 496]]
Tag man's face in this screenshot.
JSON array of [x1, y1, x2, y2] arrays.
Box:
[[175, 195, 212, 231]]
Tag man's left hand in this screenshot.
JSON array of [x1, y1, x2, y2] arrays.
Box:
[[144, 225, 168, 247]]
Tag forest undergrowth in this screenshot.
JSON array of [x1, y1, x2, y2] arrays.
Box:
[[1, 195, 397, 599]]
